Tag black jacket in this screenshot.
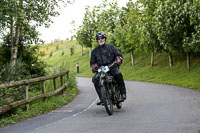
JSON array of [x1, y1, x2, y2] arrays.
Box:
[[90, 44, 123, 67]]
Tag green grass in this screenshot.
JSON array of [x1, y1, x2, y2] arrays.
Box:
[[76, 48, 200, 91], [120, 51, 200, 90]]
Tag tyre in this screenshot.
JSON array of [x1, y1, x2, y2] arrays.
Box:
[[101, 85, 113, 115]]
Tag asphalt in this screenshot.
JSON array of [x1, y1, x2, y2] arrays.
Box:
[[0, 77, 200, 133]]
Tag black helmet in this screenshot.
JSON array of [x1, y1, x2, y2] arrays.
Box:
[[96, 32, 107, 40]]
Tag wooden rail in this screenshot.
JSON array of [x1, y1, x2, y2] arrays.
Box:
[[0, 70, 69, 115]]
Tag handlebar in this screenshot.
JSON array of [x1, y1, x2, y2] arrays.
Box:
[[93, 61, 117, 73], [108, 61, 117, 68]]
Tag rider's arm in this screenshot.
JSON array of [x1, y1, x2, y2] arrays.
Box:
[[110, 45, 123, 59], [110, 45, 123, 65], [90, 49, 96, 67]]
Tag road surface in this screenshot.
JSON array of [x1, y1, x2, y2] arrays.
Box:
[[1, 77, 200, 133]]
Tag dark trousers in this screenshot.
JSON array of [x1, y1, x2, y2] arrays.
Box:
[[92, 67, 126, 100]]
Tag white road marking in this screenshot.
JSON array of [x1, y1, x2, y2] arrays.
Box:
[[34, 97, 98, 131]]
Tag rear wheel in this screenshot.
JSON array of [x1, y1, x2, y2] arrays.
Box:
[[101, 85, 113, 115]]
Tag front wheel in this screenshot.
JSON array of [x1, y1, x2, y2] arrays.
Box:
[[101, 85, 113, 115]]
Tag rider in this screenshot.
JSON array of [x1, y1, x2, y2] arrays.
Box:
[[90, 31, 127, 105]]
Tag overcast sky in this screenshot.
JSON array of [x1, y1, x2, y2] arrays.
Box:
[[38, 0, 131, 43]]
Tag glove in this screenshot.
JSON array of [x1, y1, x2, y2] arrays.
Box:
[[115, 56, 123, 65], [91, 63, 98, 73]]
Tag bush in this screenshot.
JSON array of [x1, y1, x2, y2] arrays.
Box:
[[0, 59, 30, 82], [70, 46, 74, 56], [39, 51, 45, 57], [0, 59, 29, 106], [0, 44, 47, 81], [62, 51, 64, 56], [49, 51, 53, 57]]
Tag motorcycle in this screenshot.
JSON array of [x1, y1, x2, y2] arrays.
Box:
[[97, 61, 122, 115]]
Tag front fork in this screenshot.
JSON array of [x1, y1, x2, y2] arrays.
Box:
[[99, 77, 104, 87]]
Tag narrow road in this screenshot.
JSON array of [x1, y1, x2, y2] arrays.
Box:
[[1, 77, 200, 133]]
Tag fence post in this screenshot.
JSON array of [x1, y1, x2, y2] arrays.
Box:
[[76, 63, 79, 74], [60, 76, 64, 95], [66, 72, 69, 81], [61, 76, 63, 86], [53, 78, 56, 90], [25, 84, 29, 111], [42, 81, 46, 101]]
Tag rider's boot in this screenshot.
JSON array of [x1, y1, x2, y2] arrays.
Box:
[[96, 100, 103, 105], [121, 94, 126, 101], [120, 86, 126, 102]]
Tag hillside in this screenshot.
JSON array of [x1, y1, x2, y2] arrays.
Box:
[[39, 40, 200, 91]]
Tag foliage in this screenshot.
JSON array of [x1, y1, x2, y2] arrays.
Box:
[[75, 0, 200, 68], [139, 0, 162, 52], [0, 0, 74, 66], [70, 46, 74, 56], [95, 0, 121, 45], [0, 59, 28, 106], [0, 59, 29, 83], [154, 0, 186, 52], [182, 0, 200, 53], [123, 1, 142, 52], [0, 44, 47, 83], [76, 6, 97, 48], [76, 0, 122, 48]]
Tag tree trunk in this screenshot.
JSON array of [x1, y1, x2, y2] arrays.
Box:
[[131, 50, 134, 66], [10, 26, 20, 67], [10, 18, 14, 47], [187, 51, 190, 70], [169, 52, 173, 67], [89, 47, 92, 58], [81, 45, 83, 56], [151, 50, 154, 67]]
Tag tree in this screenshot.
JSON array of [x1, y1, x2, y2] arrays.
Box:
[[154, 0, 187, 66], [182, 0, 200, 69], [76, 0, 122, 58], [114, 1, 141, 66], [154, 0, 199, 68], [76, 26, 85, 56], [139, 0, 162, 66], [95, 0, 121, 45], [80, 6, 97, 57], [0, 0, 73, 67]]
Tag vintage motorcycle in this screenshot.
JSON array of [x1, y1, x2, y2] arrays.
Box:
[[97, 61, 122, 115]]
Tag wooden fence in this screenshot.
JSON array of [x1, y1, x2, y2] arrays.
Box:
[[0, 70, 70, 115]]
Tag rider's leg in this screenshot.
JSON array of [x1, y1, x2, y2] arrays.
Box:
[[92, 74, 103, 105], [110, 67, 127, 100]]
